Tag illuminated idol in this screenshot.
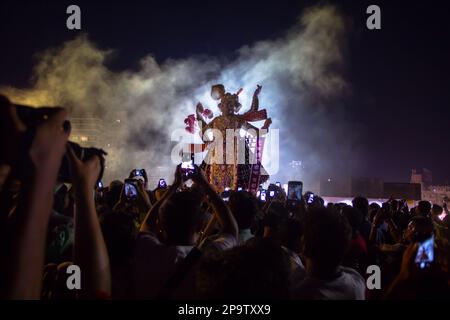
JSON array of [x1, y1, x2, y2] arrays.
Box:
[[185, 84, 272, 193]]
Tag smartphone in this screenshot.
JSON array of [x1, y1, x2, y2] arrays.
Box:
[[276, 182, 281, 187], [260, 190, 267, 202], [181, 153, 195, 177], [158, 178, 167, 189], [307, 193, 315, 204], [124, 179, 138, 200], [222, 188, 231, 201], [415, 235, 434, 269], [97, 180, 103, 189], [256, 185, 263, 198], [287, 181, 303, 201], [237, 187, 243, 191], [269, 190, 275, 197]]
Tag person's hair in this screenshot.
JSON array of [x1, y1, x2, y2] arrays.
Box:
[[197, 238, 291, 299], [352, 196, 369, 219], [301, 206, 351, 269], [264, 201, 291, 229], [342, 205, 363, 237], [158, 191, 203, 244], [417, 201, 432, 216], [432, 204, 443, 215], [278, 218, 302, 252], [368, 202, 380, 222], [101, 210, 137, 265], [408, 216, 434, 242], [107, 180, 124, 208], [228, 191, 259, 230]]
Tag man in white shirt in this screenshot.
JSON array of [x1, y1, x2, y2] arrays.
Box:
[[133, 165, 238, 299], [292, 206, 366, 300], [228, 191, 259, 244]]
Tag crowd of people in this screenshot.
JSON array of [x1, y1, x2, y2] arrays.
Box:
[[0, 94, 449, 300]]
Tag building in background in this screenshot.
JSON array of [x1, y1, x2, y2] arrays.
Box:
[[411, 168, 450, 204], [319, 175, 421, 205]]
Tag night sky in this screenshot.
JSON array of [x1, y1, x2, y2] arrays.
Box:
[[1, 0, 450, 184]]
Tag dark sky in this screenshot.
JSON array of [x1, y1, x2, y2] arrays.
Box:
[[1, 0, 450, 184]]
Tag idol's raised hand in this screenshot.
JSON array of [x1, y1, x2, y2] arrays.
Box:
[[254, 85, 262, 97]]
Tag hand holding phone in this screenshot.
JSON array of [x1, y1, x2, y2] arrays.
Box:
[[158, 178, 167, 189], [124, 178, 138, 200], [288, 181, 303, 202], [415, 235, 434, 269], [260, 189, 267, 202], [181, 153, 196, 179]]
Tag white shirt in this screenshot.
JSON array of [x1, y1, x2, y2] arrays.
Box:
[[133, 231, 237, 299], [238, 229, 254, 245], [292, 266, 366, 300]]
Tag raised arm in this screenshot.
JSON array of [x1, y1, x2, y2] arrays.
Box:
[[191, 166, 238, 239], [140, 165, 183, 234], [250, 85, 262, 112], [68, 146, 111, 298], [2, 108, 69, 299]]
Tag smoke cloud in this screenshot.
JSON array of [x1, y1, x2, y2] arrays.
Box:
[[2, 4, 352, 187]]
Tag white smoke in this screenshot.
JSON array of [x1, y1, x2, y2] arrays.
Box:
[[1, 4, 350, 186]]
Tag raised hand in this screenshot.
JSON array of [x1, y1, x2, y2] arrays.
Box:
[[254, 85, 262, 97], [67, 145, 102, 190], [173, 164, 183, 188], [29, 108, 69, 182], [262, 118, 272, 130]]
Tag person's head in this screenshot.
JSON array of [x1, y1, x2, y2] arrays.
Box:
[[197, 238, 291, 299], [278, 218, 302, 252], [228, 191, 259, 230], [431, 204, 443, 217], [129, 168, 148, 189], [416, 201, 432, 217], [352, 196, 369, 219], [342, 205, 363, 237], [404, 216, 434, 243], [301, 206, 351, 275], [101, 210, 137, 265], [106, 180, 123, 208], [211, 84, 225, 100], [368, 203, 381, 222], [390, 199, 399, 212], [158, 191, 203, 245], [263, 201, 291, 239]]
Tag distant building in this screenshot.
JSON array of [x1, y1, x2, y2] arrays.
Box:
[[69, 117, 107, 147], [319, 176, 420, 201], [410, 168, 450, 204]]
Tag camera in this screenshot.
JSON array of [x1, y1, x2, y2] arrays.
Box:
[[14, 103, 107, 184]]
